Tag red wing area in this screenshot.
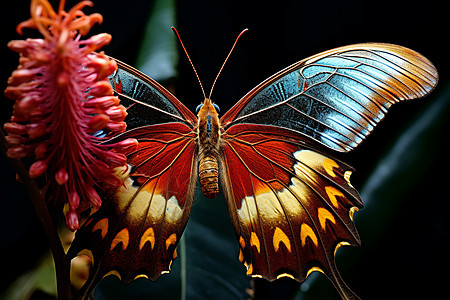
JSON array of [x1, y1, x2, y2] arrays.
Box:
[[118, 123, 198, 207], [69, 123, 197, 296], [220, 124, 363, 300]]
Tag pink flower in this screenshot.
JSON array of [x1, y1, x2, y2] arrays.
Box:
[[4, 0, 137, 230]]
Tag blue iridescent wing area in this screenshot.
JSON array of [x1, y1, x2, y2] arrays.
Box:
[[220, 43, 438, 152], [108, 59, 197, 129]]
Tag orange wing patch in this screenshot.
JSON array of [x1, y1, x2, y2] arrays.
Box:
[[111, 228, 129, 251], [250, 232, 261, 253], [318, 207, 336, 230], [300, 223, 318, 247], [140, 227, 155, 250], [165, 233, 177, 250], [92, 218, 108, 239], [273, 227, 291, 252]]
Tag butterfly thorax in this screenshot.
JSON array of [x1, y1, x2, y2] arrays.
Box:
[[197, 98, 220, 198]]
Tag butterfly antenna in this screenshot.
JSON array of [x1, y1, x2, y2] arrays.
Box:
[[208, 28, 248, 99], [171, 27, 206, 99]]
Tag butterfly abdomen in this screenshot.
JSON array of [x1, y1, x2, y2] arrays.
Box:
[[199, 154, 219, 198]]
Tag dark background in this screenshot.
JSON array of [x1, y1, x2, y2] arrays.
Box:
[[1, 0, 448, 299]]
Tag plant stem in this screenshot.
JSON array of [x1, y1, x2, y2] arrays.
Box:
[[0, 130, 72, 300]]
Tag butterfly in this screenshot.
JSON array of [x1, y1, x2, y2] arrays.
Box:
[[69, 28, 438, 300]]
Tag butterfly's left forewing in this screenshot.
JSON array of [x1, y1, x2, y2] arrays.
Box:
[[220, 124, 363, 299], [109, 59, 197, 129]]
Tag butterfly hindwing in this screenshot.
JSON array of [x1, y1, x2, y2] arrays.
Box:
[[220, 43, 438, 152], [220, 124, 363, 299]]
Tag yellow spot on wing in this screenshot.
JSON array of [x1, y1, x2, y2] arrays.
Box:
[[239, 236, 246, 248], [325, 186, 344, 208], [318, 207, 336, 230], [111, 228, 129, 251], [250, 232, 261, 253], [92, 218, 108, 239], [139, 227, 155, 250], [246, 263, 253, 275], [349, 206, 359, 221], [344, 170, 353, 187], [306, 266, 324, 277], [277, 273, 295, 279], [323, 158, 339, 177], [134, 274, 148, 280], [165, 233, 177, 250], [273, 227, 291, 252], [334, 241, 351, 255], [239, 249, 245, 262], [103, 270, 122, 280], [300, 223, 318, 247]]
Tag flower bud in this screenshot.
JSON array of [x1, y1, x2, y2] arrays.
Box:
[[85, 185, 102, 208], [66, 209, 79, 231], [87, 113, 110, 131], [4, 86, 24, 100], [34, 142, 48, 157], [84, 96, 120, 109], [69, 192, 80, 209], [4, 122, 27, 135], [18, 95, 36, 115], [113, 138, 139, 154], [7, 40, 29, 53], [87, 54, 116, 80], [55, 168, 69, 185], [8, 68, 39, 85], [27, 123, 47, 139], [29, 160, 47, 178], [5, 134, 27, 146], [106, 121, 126, 133], [89, 80, 114, 96], [7, 146, 28, 159], [105, 152, 127, 167], [105, 105, 127, 121], [83, 33, 111, 51]]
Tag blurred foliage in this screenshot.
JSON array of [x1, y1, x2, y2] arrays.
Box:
[[135, 0, 177, 82], [0, 253, 56, 300]]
